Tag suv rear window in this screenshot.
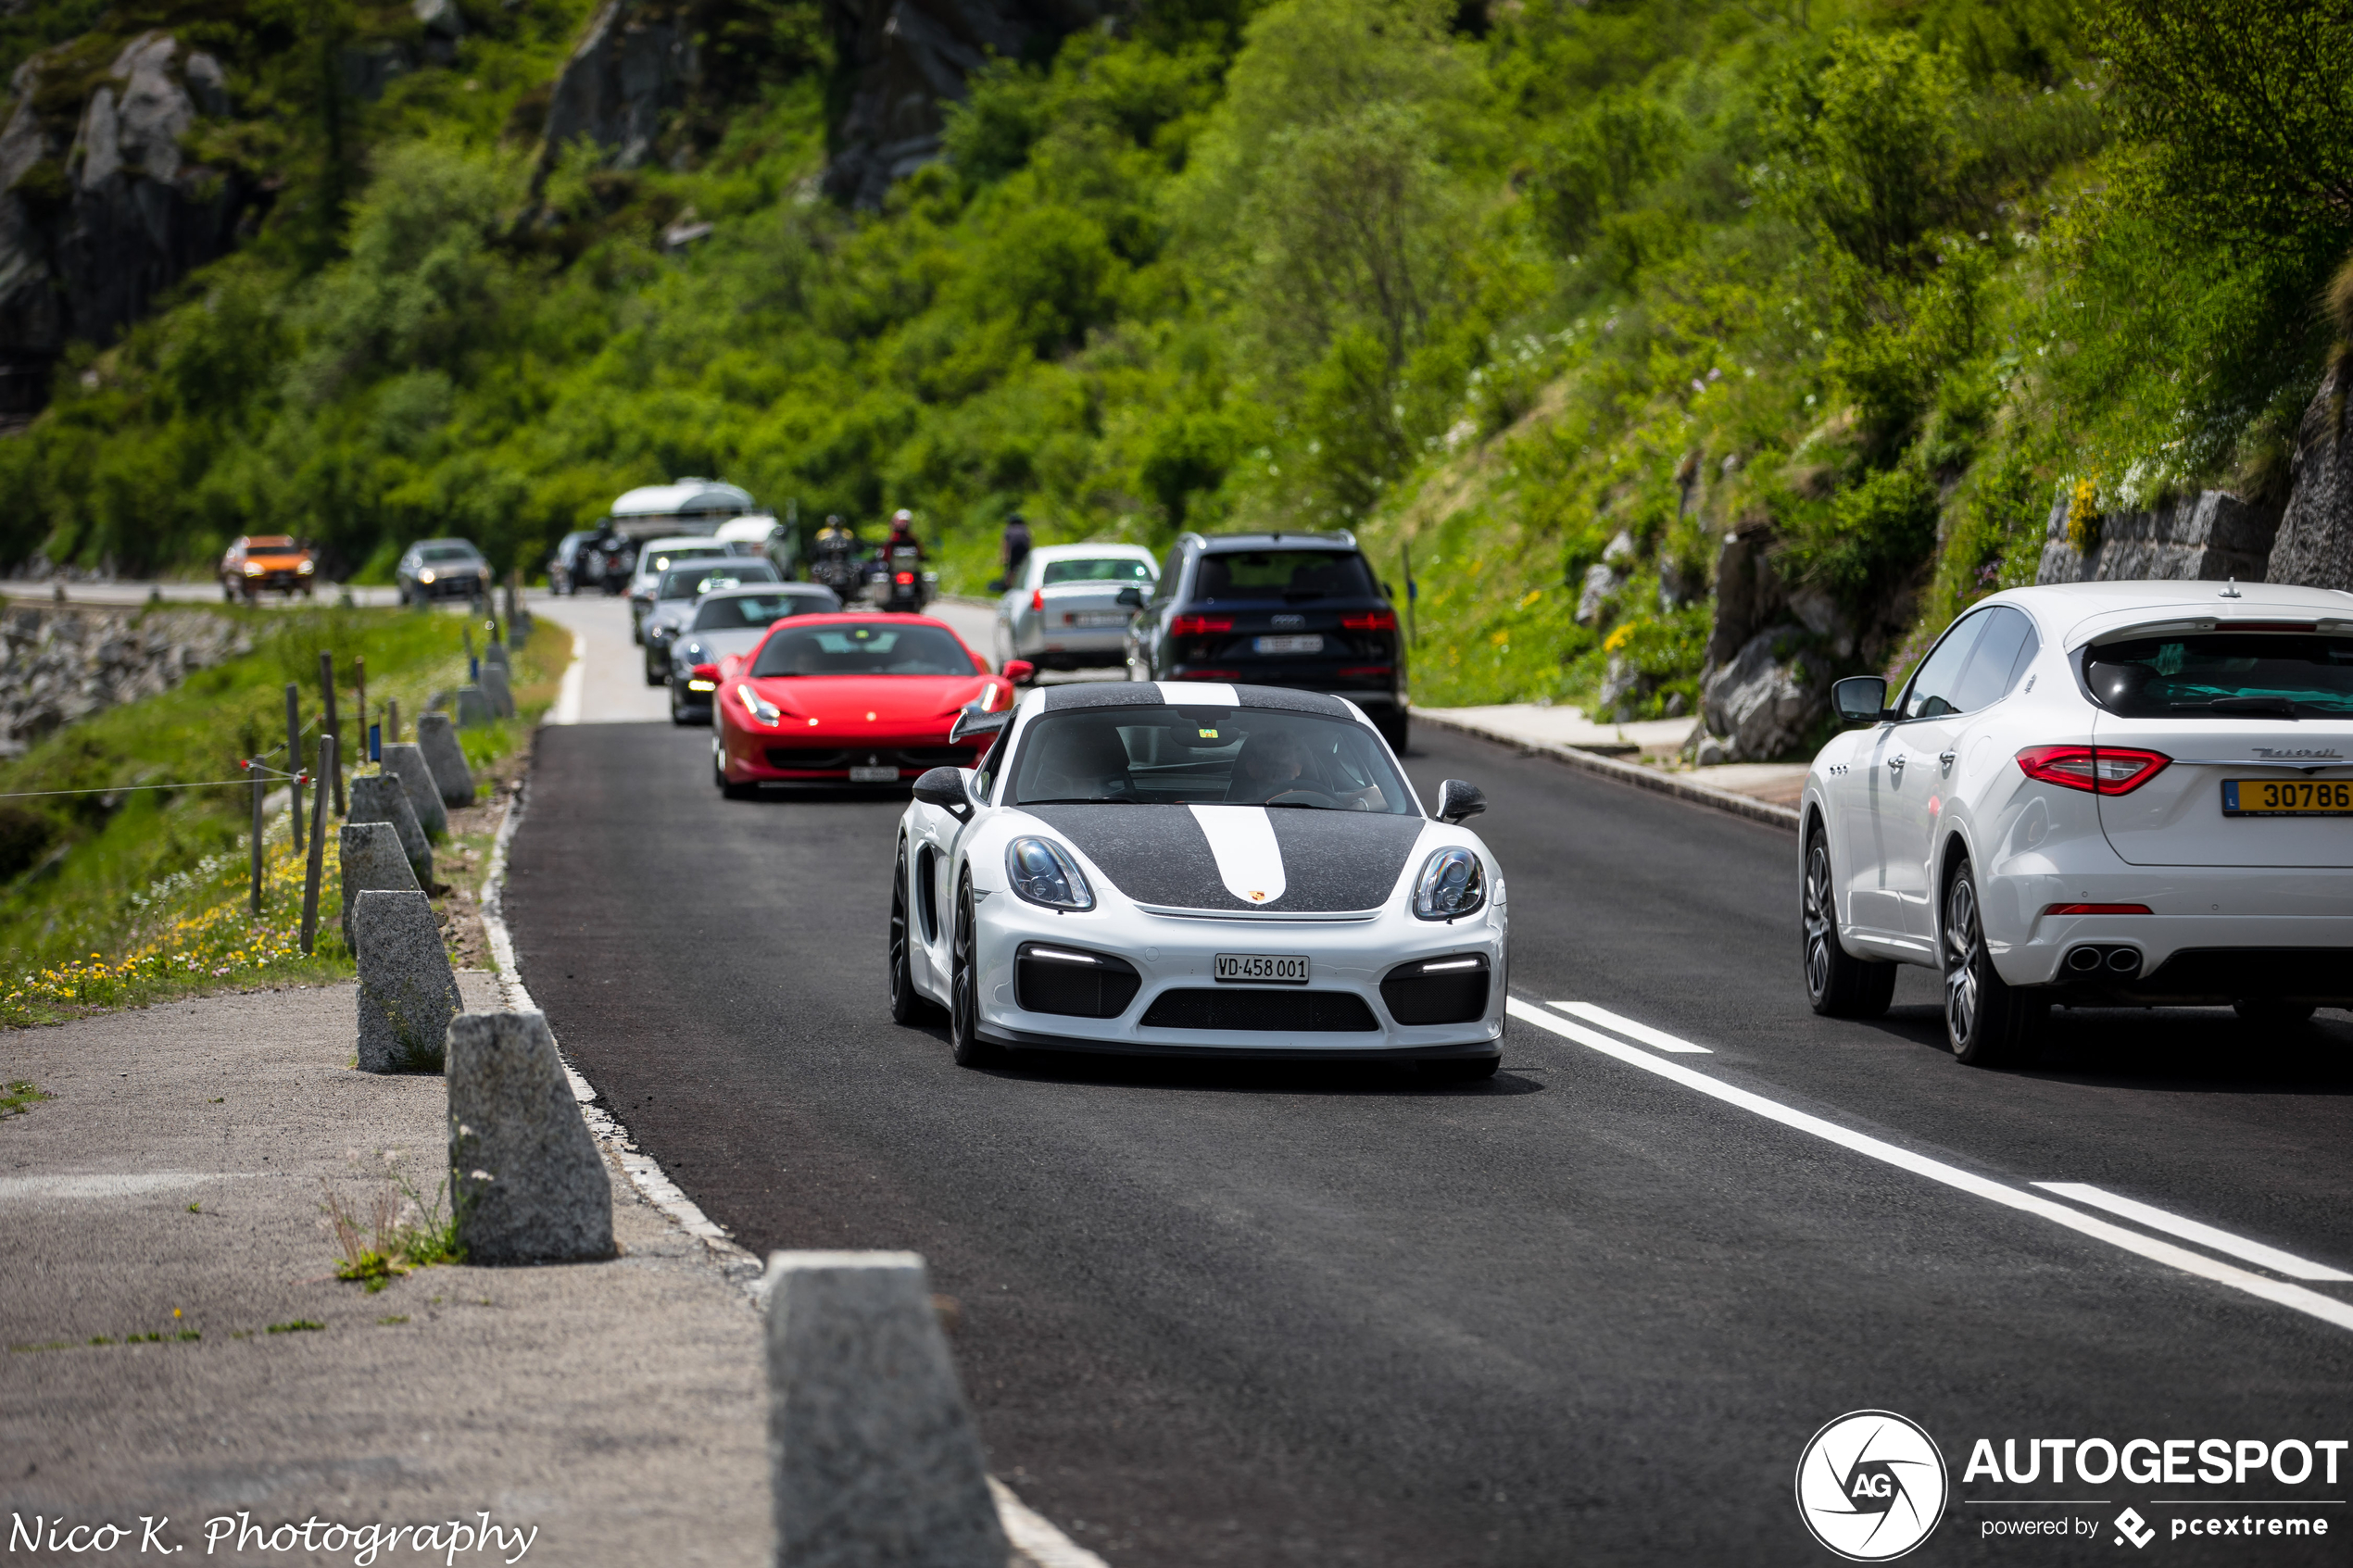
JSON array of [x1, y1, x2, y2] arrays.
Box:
[[2086, 633, 2353, 719], [1196, 550, 1378, 601]]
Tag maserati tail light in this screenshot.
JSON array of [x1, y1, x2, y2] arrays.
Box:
[[1340, 608, 1398, 632], [1171, 614, 1234, 636], [2015, 745, 2171, 795]]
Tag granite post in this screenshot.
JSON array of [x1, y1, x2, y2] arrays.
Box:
[[763, 1251, 1009, 1568], [352, 889, 461, 1073], [416, 713, 476, 807], [337, 822, 421, 953], [382, 743, 450, 840], [348, 773, 433, 887], [447, 1011, 615, 1264]]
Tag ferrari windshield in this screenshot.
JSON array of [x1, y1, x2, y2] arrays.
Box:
[[693, 592, 822, 631], [750, 623, 975, 677], [1008, 706, 1415, 813], [2086, 633, 2353, 718]]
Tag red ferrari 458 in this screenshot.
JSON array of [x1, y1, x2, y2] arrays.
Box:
[[711, 613, 1031, 797]]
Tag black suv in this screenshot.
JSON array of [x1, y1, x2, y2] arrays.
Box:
[[1123, 531, 1409, 752]]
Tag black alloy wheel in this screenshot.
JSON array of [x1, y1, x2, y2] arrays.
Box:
[[713, 740, 753, 800], [889, 841, 937, 1024], [669, 681, 691, 726], [949, 875, 1000, 1068], [1803, 830, 1894, 1018], [1378, 714, 1411, 757], [1942, 861, 2044, 1067]]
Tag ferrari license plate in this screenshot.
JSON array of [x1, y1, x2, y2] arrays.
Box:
[[2222, 779, 2353, 815], [1214, 953, 1309, 984], [1253, 633, 1323, 655], [849, 764, 900, 784]]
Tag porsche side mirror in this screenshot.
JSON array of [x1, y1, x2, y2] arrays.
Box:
[[1435, 779, 1486, 824], [912, 766, 973, 820], [1001, 659, 1037, 685], [1114, 586, 1145, 608], [1832, 675, 1892, 724], [948, 703, 1010, 745]]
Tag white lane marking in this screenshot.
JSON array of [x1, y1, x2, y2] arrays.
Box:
[[988, 1479, 1113, 1568], [1550, 999, 1713, 1053], [1163, 680, 1239, 708], [1505, 999, 2353, 1335], [2034, 1183, 2353, 1283], [549, 628, 585, 725], [1189, 804, 1287, 906]]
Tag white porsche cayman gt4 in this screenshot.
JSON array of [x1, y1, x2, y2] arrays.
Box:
[[889, 682, 1508, 1077]]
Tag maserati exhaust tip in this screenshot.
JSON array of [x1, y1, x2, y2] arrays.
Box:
[[2066, 947, 2105, 973], [2105, 947, 2142, 975]]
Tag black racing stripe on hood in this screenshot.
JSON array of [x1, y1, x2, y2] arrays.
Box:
[[1040, 682, 1167, 711], [1233, 685, 1350, 717], [1025, 805, 1251, 909], [1265, 810, 1425, 910]]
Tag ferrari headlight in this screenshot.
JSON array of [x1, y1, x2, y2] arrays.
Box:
[[1412, 847, 1485, 921], [1006, 837, 1093, 911], [736, 683, 782, 726]]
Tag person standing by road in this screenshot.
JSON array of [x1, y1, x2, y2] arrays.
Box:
[[998, 513, 1033, 592]]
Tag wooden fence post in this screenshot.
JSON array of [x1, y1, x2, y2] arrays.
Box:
[[283, 683, 305, 853], [300, 734, 335, 955]]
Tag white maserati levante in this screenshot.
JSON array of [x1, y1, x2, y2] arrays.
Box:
[[887, 681, 1507, 1077], [1801, 579, 2353, 1064]]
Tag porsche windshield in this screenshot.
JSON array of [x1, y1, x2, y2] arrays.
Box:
[[750, 623, 974, 676], [2086, 633, 2353, 718], [1008, 707, 1415, 813]]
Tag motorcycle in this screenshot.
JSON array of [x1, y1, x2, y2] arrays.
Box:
[[596, 539, 636, 596], [811, 536, 864, 604], [871, 544, 929, 613]]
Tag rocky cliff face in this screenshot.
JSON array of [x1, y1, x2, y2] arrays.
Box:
[[0, 32, 262, 416], [822, 0, 1112, 207], [2266, 368, 2353, 592], [0, 602, 252, 756]]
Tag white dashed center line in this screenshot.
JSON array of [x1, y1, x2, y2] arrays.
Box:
[[1506, 997, 2353, 1336]]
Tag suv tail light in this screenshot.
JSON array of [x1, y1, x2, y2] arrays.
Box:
[[1340, 608, 1398, 632], [1171, 614, 1233, 636], [2015, 745, 2171, 795]]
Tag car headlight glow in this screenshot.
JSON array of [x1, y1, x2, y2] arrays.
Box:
[[1412, 846, 1486, 921], [296, 558, 314, 573], [242, 561, 262, 575], [418, 570, 436, 583], [736, 683, 782, 726], [1006, 837, 1094, 911]]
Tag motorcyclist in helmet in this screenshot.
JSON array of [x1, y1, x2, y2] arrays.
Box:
[[882, 508, 925, 561]]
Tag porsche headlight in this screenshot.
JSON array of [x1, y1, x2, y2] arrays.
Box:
[[1412, 846, 1486, 921], [1006, 837, 1093, 911]]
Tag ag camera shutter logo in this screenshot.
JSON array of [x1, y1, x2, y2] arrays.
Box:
[[1795, 1411, 1949, 1561]]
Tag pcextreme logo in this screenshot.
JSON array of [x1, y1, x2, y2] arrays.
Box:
[[1796, 1411, 1951, 1562]]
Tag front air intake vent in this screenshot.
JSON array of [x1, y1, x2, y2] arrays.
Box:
[[1139, 989, 1379, 1032], [1015, 944, 1141, 1019], [1379, 954, 1491, 1025]]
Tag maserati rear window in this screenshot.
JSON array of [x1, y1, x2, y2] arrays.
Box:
[[1041, 558, 1153, 585], [751, 623, 975, 676], [2086, 633, 2353, 719]]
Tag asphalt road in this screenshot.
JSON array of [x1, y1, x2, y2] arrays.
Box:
[[504, 645, 2353, 1565]]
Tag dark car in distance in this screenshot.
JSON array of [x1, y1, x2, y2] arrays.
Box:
[[396, 539, 491, 605], [1123, 531, 1410, 753]]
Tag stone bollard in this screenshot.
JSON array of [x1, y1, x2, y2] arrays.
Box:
[[338, 822, 422, 954], [381, 743, 450, 841], [763, 1251, 1009, 1568], [352, 890, 461, 1073], [415, 713, 476, 807], [455, 685, 494, 727], [484, 640, 511, 674], [480, 661, 516, 719], [348, 774, 433, 887], [447, 1012, 614, 1265]]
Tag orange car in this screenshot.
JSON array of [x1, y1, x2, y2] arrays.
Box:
[[220, 536, 318, 599]]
